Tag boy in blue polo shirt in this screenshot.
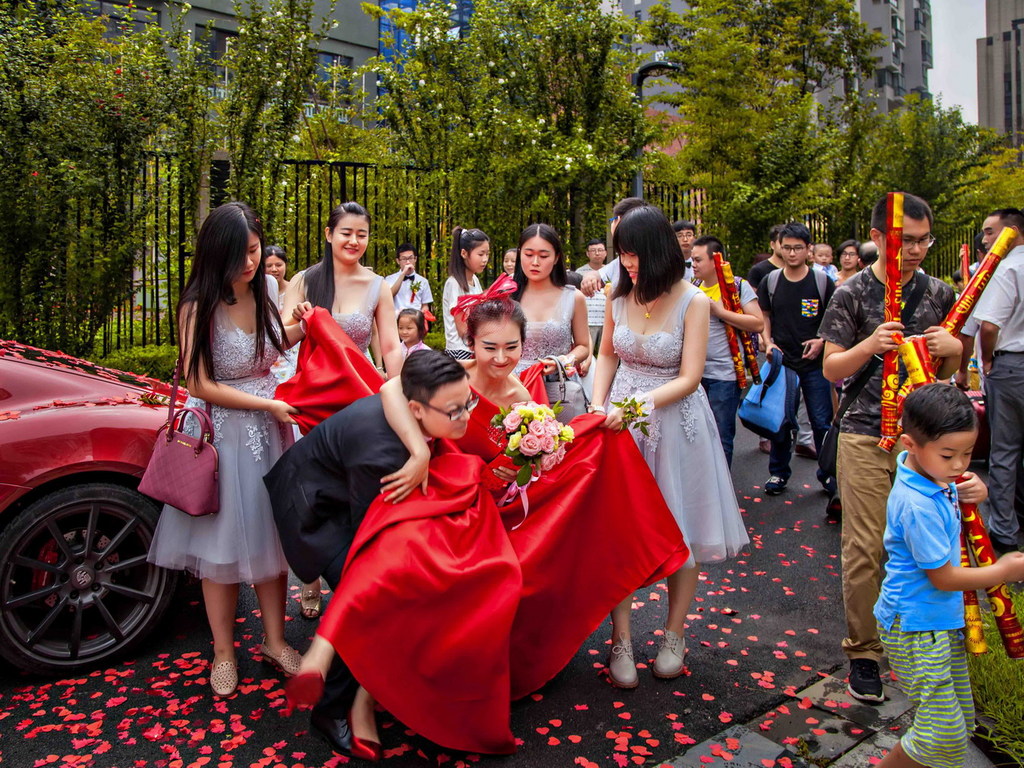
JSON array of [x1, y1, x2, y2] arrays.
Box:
[[874, 383, 1024, 768]]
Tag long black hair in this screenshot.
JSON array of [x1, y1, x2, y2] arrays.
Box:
[[447, 226, 490, 292], [512, 223, 568, 300], [304, 201, 371, 310], [178, 202, 285, 383], [612, 205, 686, 304]]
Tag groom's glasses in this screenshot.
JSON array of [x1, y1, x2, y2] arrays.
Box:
[[421, 394, 480, 421]]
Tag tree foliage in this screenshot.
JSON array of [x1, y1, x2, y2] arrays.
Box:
[[644, 0, 880, 257], [359, 0, 650, 259]]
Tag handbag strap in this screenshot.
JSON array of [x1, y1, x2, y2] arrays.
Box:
[[758, 350, 784, 404], [167, 348, 215, 440], [831, 273, 929, 427]]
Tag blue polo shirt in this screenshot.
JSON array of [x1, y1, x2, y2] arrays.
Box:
[[874, 452, 964, 633]]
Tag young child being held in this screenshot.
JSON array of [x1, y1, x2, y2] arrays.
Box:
[[397, 308, 430, 357], [874, 382, 1024, 768]]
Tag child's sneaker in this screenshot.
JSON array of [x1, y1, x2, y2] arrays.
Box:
[[764, 475, 788, 495]]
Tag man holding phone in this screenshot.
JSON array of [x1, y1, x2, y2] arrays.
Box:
[[757, 222, 836, 497]]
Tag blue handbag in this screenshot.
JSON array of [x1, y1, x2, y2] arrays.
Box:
[[737, 351, 798, 440]]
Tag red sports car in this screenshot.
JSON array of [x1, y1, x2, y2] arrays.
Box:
[[0, 341, 181, 675]]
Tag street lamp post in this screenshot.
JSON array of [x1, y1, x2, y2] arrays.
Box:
[[631, 55, 683, 199]]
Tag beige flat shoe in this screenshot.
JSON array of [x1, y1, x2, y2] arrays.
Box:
[[261, 643, 302, 677], [607, 632, 639, 689], [210, 659, 238, 697], [652, 630, 687, 679]]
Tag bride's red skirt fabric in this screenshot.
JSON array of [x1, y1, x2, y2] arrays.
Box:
[[274, 307, 383, 434], [317, 453, 521, 755], [281, 320, 690, 751], [464, 398, 690, 700]]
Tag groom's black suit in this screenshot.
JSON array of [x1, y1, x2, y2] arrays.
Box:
[[264, 393, 409, 720]]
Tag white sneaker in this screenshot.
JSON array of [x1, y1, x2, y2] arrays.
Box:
[[607, 633, 638, 688], [653, 630, 686, 679]]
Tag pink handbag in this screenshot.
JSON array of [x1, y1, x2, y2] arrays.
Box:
[[139, 362, 220, 517]]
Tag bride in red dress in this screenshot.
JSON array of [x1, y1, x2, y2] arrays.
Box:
[[283, 283, 689, 754]]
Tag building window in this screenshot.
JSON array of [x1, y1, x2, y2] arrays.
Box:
[[83, 0, 160, 35], [891, 12, 904, 43], [921, 38, 932, 67], [199, 27, 238, 100]]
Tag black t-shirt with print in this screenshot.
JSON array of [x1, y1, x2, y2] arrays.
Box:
[[757, 268, 835, 375], [818, 268, 955, 438]]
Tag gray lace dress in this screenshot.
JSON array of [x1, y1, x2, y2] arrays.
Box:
[[331, 273, 383, 356], [513, 286, 577, 377], [608, 286, 749, 565], [148, 295, 293, 585]]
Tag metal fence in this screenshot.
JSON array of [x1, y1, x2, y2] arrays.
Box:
[[97, 154, 979, 355]]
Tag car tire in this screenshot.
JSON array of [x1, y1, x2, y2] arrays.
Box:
[[0, 482, 178, 675]]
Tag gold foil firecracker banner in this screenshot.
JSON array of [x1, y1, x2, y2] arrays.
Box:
[[960, 244, 971, 287], [942, 227, 1016, 338], [960, 492, 1024, 659], [711, 254, 746, 389], [879, 192, 904, 451], [716, 259, 765, 387], [880, 225, 1018, 452], [960, 528, 988, 655], [898, 335, 935, 388]]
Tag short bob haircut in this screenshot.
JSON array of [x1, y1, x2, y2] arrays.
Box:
[[611, 205, 686, 305], [902, 382, 978, 445]]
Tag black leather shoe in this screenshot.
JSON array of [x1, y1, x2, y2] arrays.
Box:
[[310, 710, 354, 756]]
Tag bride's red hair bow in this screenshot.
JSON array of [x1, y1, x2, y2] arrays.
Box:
[[452, 273, 518, 320]]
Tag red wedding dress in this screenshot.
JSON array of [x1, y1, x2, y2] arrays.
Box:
[[277, 310, 690, 753]]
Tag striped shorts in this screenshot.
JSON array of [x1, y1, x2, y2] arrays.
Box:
[[445, 348, 473, 361], [879, 618, 975, 768]]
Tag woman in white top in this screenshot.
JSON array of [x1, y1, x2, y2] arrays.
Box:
[[442, 227, 490, 359]]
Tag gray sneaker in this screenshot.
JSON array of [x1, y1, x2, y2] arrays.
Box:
[[608, 633, 639, 688], [653, 630, 687, 679]]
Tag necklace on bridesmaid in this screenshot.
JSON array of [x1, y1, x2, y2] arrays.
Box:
[[639, 295, 661, 319]]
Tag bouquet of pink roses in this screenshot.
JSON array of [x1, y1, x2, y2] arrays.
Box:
[[491, 401, 574, 487]]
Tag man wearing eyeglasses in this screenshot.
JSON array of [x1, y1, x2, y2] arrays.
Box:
[[264, 350, 475, 754], [756, 222, 836, 499], [818, 192, 979, 705]]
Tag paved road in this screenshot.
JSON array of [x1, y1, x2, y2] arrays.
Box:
[[0, 427, 855, 768]]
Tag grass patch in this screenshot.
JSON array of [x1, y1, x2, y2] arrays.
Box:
[[967, 589, 1024, 765]]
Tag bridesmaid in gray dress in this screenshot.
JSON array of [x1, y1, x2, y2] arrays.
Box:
[[148, 203, 306, 698], [280, 202, 406, 622], [591, 205, 749, 689]]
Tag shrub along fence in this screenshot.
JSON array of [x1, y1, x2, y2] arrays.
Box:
[[61, 152, 969, 360]]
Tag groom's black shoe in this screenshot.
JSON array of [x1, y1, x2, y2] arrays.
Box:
[[310, 709, 354, 756]]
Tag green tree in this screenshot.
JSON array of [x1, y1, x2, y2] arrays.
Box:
[[0, 1, 173, 354], [360, 0, 651, 261], [644, 0, 880, 258]]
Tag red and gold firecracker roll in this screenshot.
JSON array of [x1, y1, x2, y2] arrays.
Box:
[[960, 528, 989, 655], [713, 254, 761, 385], [960, 491, 1024, 659], [898, 335, 936, 388], [879, 192, 904, 451], [960, 243, 971, 287], [942, 226, 1016, 338]]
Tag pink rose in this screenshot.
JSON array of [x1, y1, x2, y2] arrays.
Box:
[[555, 445, 566, 462], [519, 433, 543, 457], [528, 419, 547, 437], [503, 411, 523, 431], [540, 434, 556, 453], [544, 419, 561, 437], [540, 452, 559, 472]]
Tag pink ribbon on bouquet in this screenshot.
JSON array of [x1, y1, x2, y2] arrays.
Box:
[[499, 472, 539, 530], [453, 273, 518, 320]]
